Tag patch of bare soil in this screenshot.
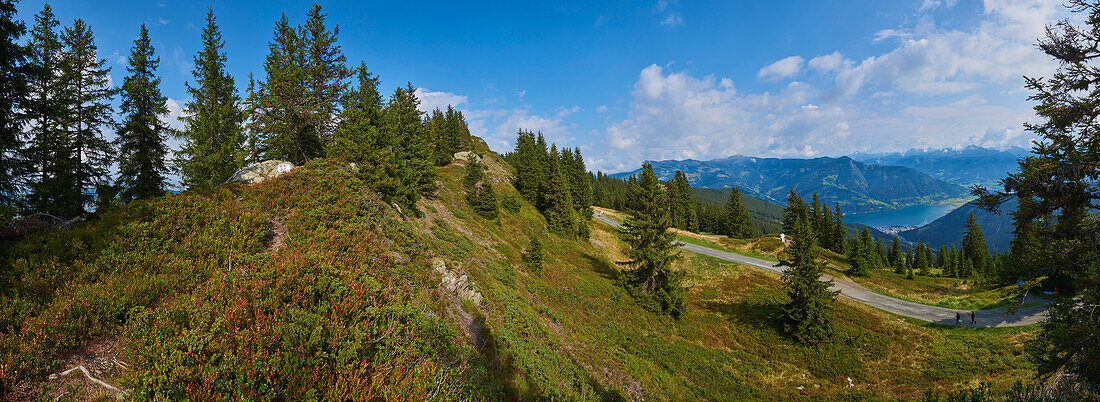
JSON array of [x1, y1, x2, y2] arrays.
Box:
[[263, 218, 288, 252], [6, 335, 131, 401]]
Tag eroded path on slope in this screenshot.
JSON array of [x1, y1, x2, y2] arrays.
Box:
[[594, 212, 1048, 328]]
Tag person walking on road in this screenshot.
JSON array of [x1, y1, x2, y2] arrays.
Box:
[[956, 312, 962, 326], [970, 311, 976, 325]]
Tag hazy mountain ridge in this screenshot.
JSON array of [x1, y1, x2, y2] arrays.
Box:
[[614, 155, 968, 214], [853, 146, 1027, 188]]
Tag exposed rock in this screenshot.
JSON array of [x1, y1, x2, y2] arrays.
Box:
[[589, 238, 607, 248], [453, 151, 482, 165], [225, 160, 295, 185], [433, 258, 482, 305]]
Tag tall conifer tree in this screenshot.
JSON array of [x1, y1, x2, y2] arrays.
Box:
[[723, 186, 753, 238], [780, 209, 837, 344], [176, 9, 247, 190], [961, 211, 988, 277], [256, 14, 312, 164], [300, 4, 348, 144], [57, 19, 115, 217], [0, 0, 28, 215], [115, 24, 168, 200], [22, 5, 66, 215], [620, 162, 685, 318]]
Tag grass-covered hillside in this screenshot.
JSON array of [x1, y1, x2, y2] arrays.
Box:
[[0, 145, 1038, 399]]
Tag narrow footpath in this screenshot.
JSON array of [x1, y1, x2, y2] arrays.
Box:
[[594, 211, 1047, 328]]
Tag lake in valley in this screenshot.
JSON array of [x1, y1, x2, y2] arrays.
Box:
[[846, 204, 957, 228]]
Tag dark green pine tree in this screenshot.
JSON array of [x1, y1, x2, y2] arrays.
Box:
[[523, 234, 546, 274], [300, 4, 348, 145], [0, 0, 28, 216], [442, 105, 470, 162], [509, 130, 543, 204], [810, 192, 823, 244], [256, 14, 313, 164], [329, 62, 415, 210], [782, 188, 807, 235], [831, 203, 845, 254], [570, 147, 593, 217], [542, 145, 575, 235], [914, 240, 930, 276], [21, 4, 66, 216], [463, 156, 498, 220], [115, 25, 168, 201], [889, 235, 903, 269], [58, 18, 115, 218], [722, 186, 754, 238], [780, 208, 838, 344], [820, 202, 835, 250], [387, 82, 435, 196], [847, 227, 874, 277], [176, 9, 247, 190], [620, 162, 685, 318], [960, 211, 988, 278]]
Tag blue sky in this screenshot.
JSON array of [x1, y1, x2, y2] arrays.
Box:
[[15, 0, 1066, 173]]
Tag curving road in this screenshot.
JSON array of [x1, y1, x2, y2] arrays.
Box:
[[594, 211, 1048, 328]]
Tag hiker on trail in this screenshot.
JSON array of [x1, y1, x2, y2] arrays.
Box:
[[970, 311, 976, 324], [956, 312, 961, 326]]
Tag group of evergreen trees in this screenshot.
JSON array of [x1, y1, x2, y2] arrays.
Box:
[[462, 156, 498, 219], [781, 190, 847, 253], [589, 169, 761, 238], [506, 130, 591, 238], [0, 2, 475, 220], [0, 3, 159, 219], [879, 214, 997, 281]]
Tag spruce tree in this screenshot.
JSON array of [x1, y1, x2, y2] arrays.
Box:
[[831, 203, 845, 254], [176, 9, 247, 190], [914, 241, 930, 276], [386, 82, 435, 196], [889, 235, 903, 269], [847, 227, 874, 277], [961, 211, 988, 277], [463, 156, 498, 219], [300, 4, 348, 144], [21, 4, 65, 215], [523, 234, 546, 274], [780, 209, 837, 344], [570, 147, 593, 218], [255, 14, 313, 164], [115, 24, 168, 200], [722, 186, 753, 238], [782, 188, 806, 235], [542, 145, 575, 235], [328, 63, 413, 209], [0, 0, 28, 215], [620, 162, 685, 318], [58, 19, 115, 218]]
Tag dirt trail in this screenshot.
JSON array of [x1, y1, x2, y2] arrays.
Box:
[[594, 211, 1048, 327]]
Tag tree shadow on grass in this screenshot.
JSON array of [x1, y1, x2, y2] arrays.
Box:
[[701, 290, 787, 335], [582, 252, 620, 282]]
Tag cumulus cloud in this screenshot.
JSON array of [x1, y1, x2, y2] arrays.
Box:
[[808, 52, 847, 73], [467, 107, 575, 152], [413, 88, 468, 113], [757, 56, 804, 81], [830, 0, 1060, 96]]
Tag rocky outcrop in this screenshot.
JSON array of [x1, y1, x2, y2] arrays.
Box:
[[433, 258, 482, 305], [453, 151, 482, 165], [226, 160, 295, 185]]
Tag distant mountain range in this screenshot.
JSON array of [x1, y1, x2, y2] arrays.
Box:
[[614, 155, 968, 214], [899, 199, 1017, 252], [853, 146, 1027, 188]]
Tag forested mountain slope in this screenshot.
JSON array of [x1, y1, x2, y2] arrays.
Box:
[[614, 156, 968, 213], [900, 199, 1017, 252]]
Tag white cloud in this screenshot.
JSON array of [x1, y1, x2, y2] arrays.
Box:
[[661, 13, 684, 27], [413, 88, 468, 113], [807, 52, 847, 73], [757, 56, 804, 81], [157, 18, 170, 25], [653, 0, 684, 27], [831, 0, 1061, 96], [467, 107, 575, 152]]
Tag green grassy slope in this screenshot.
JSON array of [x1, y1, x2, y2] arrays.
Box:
[[0, 145, 1037, 399]]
